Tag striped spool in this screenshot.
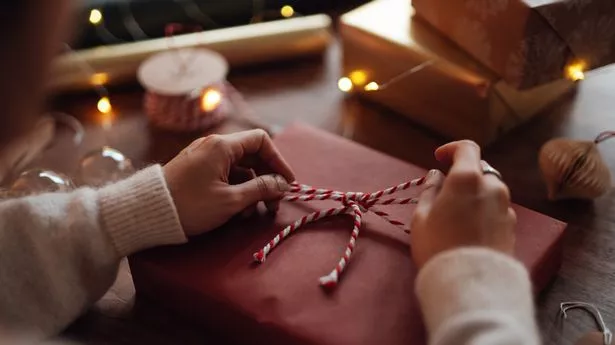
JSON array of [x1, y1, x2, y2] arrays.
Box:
[[143, 82, 228, 132], [137, 48, 229, 132]]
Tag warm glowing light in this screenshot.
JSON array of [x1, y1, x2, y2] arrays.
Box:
[[338, 77, 353, 93], [97, 96, 112, 114], [364, 82, 380, 91], [566, 61, 586, 81], [89, 9, 103, 25], [201, 89, 223, 112], [280, 5, 295, 18], [98, 113, 115, 129], [349, 70, 368, 86], [90, 72, 109, 86]]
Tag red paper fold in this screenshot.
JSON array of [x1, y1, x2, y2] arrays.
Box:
[[130, 124, 566, 345]]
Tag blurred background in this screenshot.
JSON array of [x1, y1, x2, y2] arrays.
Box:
[[71, 0, 368, 49]]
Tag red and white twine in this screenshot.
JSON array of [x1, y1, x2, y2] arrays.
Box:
[[253, 176, 427, 288]]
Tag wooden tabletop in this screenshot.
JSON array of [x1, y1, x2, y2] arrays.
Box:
[[48, 40, 615, 345]]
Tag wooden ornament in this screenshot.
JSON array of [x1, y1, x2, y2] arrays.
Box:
[[538, 132, 614, 200]]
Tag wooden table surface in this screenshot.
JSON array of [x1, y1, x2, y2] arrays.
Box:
[[47, 40, 615, 345]]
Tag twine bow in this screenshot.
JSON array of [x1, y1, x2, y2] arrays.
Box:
[[252, 176, 427, 288]]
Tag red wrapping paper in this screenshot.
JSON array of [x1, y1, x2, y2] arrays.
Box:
[[129, 124, 566, 345]]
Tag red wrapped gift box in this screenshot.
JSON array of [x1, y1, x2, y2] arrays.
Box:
[[129, 124, 566, 345]]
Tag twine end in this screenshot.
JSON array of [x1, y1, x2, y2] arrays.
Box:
[[319, 273, 338, 289], [253, 251, 266, 263]]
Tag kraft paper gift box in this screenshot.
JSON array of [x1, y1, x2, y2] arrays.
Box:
[[413, 0, 615, 89], [129, 124, 567, 345], [339, 0, 577, 146]]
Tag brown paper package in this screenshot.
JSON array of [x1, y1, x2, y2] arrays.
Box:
[[412, 0, 615, 89], [339, 0, 577, 146], [129, 124, 567, 345]]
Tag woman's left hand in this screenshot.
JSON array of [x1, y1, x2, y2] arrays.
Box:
[[163, 129, 295, 237]]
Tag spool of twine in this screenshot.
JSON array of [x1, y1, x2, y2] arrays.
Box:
[[143, 80, 228, 132], [137, 27, 230, 132]]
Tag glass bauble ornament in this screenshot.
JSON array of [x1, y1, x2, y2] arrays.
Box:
[[78, 147, 135, 187], [10, 169, 74, 195]]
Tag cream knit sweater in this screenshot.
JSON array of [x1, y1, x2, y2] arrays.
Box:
[[0, 165, 540, 344]]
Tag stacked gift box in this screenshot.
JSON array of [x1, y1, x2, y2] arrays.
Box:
[[339, 0, 615, 145]]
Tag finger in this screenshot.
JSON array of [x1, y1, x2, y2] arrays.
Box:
[[438, 140, 482, 192], [229, 167, 255, 185], [233, 174, 291, 210], [229, 167, 260, 217], [480, 161, 511, 208], [435, 140, 481, 172], [251, 165, 283, 215], [414, 169, 445, 217], [237, 150, 293, 207], [499, 207, 517, 254], [508, 207, 517, 226], [224, 129, 295, 182], [480, 160, 503, 182]]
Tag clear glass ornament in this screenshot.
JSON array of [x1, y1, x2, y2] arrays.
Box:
[[78, 147, 135, 187], [10, 169, 75, 196]]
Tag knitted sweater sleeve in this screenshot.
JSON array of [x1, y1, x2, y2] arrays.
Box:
[[416, 247, 542, 345], [0, 165, 186, 339]]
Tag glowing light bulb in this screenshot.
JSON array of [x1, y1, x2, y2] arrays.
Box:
[[201, 89, 223, 112], [280, 5, 295, 18], [364, 82, 380, 91], [89, 9, 103, 25], [338, 77, 353, 93], [90, 72, 109, 86], [349, 70, 368, 86], [97, 96, 112, 114], [566, 61, 586, 81]]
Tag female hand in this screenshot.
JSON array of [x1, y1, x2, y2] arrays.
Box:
[[163, 129, 295, 237], [410, 140, 516, 268]]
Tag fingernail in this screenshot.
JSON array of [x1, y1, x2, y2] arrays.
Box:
[[426, 169, 438, 180], [425, 169, 441, 185], [274, 174, 291, 192]]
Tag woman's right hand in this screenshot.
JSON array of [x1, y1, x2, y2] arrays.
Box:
[[410, 140, 517, 268]]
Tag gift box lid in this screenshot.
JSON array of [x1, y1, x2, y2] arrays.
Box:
[[129, 124, 566, 345], [412, 0, 615, 89]]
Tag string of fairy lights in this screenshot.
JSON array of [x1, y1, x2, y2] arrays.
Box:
[[335, 57, 587, 122], [87, 1, 298, 43], [337, 60, 586, 95], [337, 60, 436, 93]]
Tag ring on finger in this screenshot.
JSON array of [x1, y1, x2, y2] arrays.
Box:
[[481, 163, 503, 181]]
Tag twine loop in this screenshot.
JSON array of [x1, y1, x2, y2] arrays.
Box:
[[252, 175, 427, 288]]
